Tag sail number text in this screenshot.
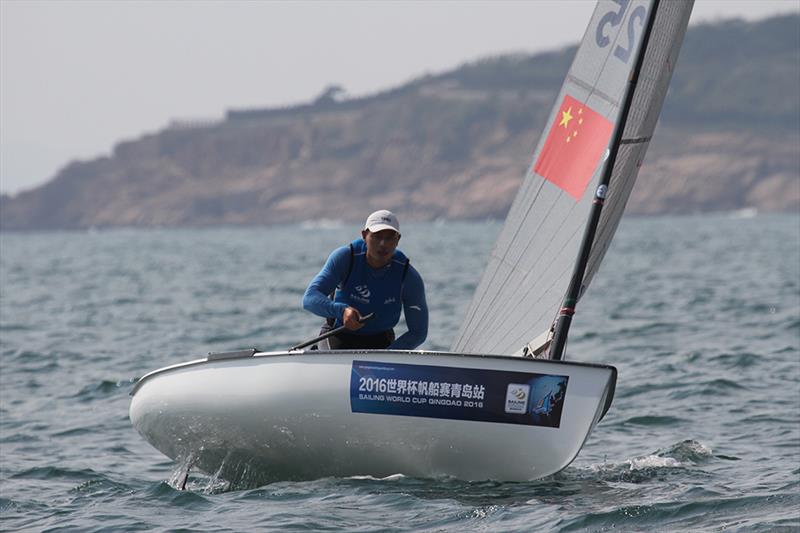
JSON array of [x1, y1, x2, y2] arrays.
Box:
[[596, 0, 647, 63]]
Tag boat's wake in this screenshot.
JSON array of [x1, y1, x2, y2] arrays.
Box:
[[571, 439, 713, 484], [167, 453, 237, 494], [166, 439, 714, 495], [345, 473, 407, 481]]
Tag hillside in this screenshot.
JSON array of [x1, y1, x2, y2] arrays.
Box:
[[1, 14, 798, 231]]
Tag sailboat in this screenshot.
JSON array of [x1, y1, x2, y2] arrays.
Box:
[[130, 0, 694, 485]]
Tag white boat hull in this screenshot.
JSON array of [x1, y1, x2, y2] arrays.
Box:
[[130, 350, 615, 484]]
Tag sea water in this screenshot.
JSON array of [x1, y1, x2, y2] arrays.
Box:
[[1, 213, 798, 532]]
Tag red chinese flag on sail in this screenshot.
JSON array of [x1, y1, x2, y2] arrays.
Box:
[[534, 94, 614, 200]]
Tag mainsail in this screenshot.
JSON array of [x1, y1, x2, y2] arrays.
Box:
[[452, 0, 694, 356]]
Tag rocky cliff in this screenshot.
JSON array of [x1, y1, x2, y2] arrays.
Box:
[[2, 15, 798, 230]]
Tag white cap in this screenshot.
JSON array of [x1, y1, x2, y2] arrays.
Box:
[[364, 210, 400, 235]]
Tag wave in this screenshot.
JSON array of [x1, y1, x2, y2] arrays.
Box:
[[557, 491, 799, 533], [0, 497, 16, 514], [570, 440, 713, 484], [73, 379, 134, 403], [621, 415, 685, 427], [345, 473, 407, 481], [672, 378, 747, 398], [708, 351, 762, 368], [142, 481, 214, 507], [10, 466, 99, 482]]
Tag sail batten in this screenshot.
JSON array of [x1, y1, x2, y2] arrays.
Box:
[[453, 0, 694, 356]]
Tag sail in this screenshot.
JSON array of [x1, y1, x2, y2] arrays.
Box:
[[452, 0, 693, 355]]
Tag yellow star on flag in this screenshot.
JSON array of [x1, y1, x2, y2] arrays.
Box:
[[559, 106, 574, 128]]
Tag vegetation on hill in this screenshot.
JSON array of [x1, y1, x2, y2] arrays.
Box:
[[1, 14, 797, 230]]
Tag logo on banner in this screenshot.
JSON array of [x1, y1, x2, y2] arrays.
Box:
[[534, 94, 613, 200], [504, 384, 530, 414]]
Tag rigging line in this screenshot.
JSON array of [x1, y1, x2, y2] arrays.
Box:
[[459, 191, 586, 349]]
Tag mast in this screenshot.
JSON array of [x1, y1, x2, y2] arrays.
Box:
[[549, 0, 661, 361]]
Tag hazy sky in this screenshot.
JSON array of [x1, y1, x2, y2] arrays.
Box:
[[2, 0, 798, 195]]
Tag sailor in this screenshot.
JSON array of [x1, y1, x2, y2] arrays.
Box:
[[303, 210, 428, 350]]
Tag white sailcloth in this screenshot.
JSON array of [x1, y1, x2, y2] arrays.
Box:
[[452, 0, 694, 356]]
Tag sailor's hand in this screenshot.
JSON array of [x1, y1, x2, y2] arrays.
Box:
[[343, 307, 364, 330]]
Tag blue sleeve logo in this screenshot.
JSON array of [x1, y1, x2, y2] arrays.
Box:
[[350, 361, 568, 427]]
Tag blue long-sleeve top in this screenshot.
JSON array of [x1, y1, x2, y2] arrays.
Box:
[[303, 239, 428, 350]]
